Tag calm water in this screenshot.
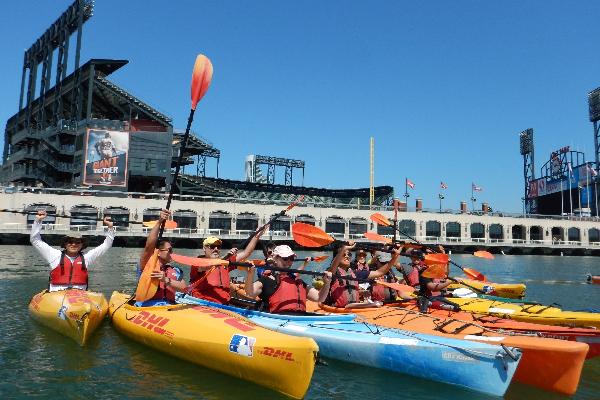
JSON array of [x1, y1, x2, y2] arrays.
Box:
[[1, 245, 599, 399]]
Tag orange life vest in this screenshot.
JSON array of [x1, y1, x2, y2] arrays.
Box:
[[49, 252, 88, 288], [267, 273, 307, 313]]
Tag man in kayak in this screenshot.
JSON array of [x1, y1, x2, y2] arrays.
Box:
[[324, 243, 402, 308], [188, 227, 267, 304], [30, 210, 115, 292], [137, 209, 187, 306], [244, 245, 333, 314]]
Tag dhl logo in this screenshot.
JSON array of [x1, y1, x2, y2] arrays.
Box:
[[127, 311, 174, 338], [30, 293, 44, 311], [260, 347, 295, 362], [190, 306, 256, 332], [66, 292, 94, 306]]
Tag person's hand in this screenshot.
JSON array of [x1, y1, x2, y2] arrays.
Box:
[[36, 210, 47, 221], [391, 243, 402, 256], [150, 270, 166, 282], [227, 248, 238, 258], [158, 209, 171, 222], [102, 216, 114, 228], [246, 263, 256, 276], [322, 271, 332, 284]]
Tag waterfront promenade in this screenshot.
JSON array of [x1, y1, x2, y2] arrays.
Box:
[[1, 189, 599, 255]]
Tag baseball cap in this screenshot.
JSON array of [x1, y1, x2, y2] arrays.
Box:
[[375, 251, 392, 263], [272, 245, 296, 258], [65, 232, 84, 239], [203, 236, 222, 247]]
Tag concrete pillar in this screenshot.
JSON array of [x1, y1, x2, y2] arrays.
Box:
[[460, 201, 467, 213]]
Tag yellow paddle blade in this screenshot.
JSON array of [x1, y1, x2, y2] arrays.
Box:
[[292, 223, 335, 248], [474, 250, 495, 260], [135, 250, 161, 301], [363, 231, 392, 243], [421, 263, 448, 279], [142, 220, 178, 229], [370, 213, 392, 227]]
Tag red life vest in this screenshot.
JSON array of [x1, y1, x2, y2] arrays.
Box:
[[370, 272, 396, 302], [327, 268, 359, 308], [267, 273, 307, 313], [148, 265, 179, 303], [404, 264, 420, 287], [189, 257, 232, 304], [49, 252, 88, 288]]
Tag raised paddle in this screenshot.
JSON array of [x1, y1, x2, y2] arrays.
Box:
[[292, 223, 443, 264], [363, 231, 429, 249], [136, 54, 213, 302], [158, 54, 213, 241], [0, 208, 172, 228], [142, 220, 178, 229], [370, 213, 488, 281]]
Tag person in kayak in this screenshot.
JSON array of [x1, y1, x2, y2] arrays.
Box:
[[256, 241, 277, 276], [30, 210, 115, 292], [244, 245, 332, 314], [351, 249, 370, 272], [188, 227, 267, 304], [137, 209, 187, 306], [324, 243, 402, 308]]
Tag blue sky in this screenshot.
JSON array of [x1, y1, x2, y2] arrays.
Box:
[[2, 1, 600, 213]]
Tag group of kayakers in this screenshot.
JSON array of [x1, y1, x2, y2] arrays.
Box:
[[31, 207, 460, 313]]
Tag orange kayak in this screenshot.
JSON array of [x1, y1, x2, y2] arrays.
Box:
[[309, 301, 589, 396]]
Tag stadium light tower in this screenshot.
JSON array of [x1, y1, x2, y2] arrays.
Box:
[[520, 128, 536, 214]]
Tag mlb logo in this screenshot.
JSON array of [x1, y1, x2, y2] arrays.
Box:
[[482, 285, 495, 294], [229, 334, 256, 357]]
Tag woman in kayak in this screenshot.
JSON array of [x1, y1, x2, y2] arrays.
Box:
[[188, 227, 267, 304], [30, 210, 115, 292], [137, 209, 187, 306], [324, 243, 402, 308], [244, 245, 332, 314]]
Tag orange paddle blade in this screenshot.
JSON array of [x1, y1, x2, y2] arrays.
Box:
[[142, 220, 178, 229], [463, 267, 487, 282], [370, 213, 392, 227], [474, 250, 494, 260], [135, 250, 161, 301], [374, 280, 415, 293], [311, 255, 329, 262], [171, 253, 229, 268], [292, 223, 334, 248], [423, 253, 449, 265], [363, 231, 392, 243], [421, 263, 449, 279], [190, 54, 213, 110]]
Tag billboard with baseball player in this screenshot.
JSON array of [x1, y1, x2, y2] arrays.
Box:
[[83, 129, 129, 187]]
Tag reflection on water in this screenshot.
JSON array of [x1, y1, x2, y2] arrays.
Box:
[[1, 245, 599, 399]]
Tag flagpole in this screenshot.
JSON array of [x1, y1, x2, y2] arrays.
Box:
[[404, 178, 409, 210], [439, 193, 442, 213], [595, 179, 599, 218], [471, 184, 475, 211], [587, 165, 591, 212], [569, 171, 573, 216], [560, 177, 564, 216]]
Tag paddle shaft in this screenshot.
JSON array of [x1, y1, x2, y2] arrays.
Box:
[[159, 108, 195, 240], [0, 209, 145, 225], [234, 262, 379, 283], [448, 277, 485, 294]]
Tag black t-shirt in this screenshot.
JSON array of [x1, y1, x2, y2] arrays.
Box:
[[418, 275, 433, 296], [258, 273, 308, 304]]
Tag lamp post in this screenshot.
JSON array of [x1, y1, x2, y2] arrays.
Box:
[[521, 197, 525, 217]]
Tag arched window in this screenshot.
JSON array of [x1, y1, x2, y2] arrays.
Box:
[[470, 223, 484, 239], [173, 210, 197, 231], [446, 222, 461, 239], [349, 217, 368, 236], [70, 205, 98, 231], [530, 226, 543, 241], [236, 212, 259, 232], [295, 214, 316, 226], [568, 227, 580, 242], [398, 220, 416, 237], [589, 228, 600, 243], [104, 206, 130, 230], [551, 227, 564, 243], [512, 225, 525, 241], [426, 221, 441, 238], [326, 216, 345, 235], [209, 211, 232, 232], [270, 214, 291, 233], [25, 203, 56, 226], [489, 224, 503, 241]]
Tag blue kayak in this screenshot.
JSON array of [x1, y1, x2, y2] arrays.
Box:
[[176, 294, 521, 397]]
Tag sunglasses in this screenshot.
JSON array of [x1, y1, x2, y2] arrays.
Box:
[[208, 244, 221, 250], [66, 239, 83, 245], [159, 247, 173, 254], [281, 255, 295, 261]]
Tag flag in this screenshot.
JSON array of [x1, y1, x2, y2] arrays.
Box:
[[588, 164, 598, 177], [440, 181, 448, 190], [472, 183, 482, 192], [406, 178, 415, 189]]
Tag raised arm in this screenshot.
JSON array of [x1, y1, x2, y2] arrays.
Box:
[[367, 245, 402, 280], [328, 243, 355, 273], [244, 265, 264, 298], [30, 210, 61, 266], [235, 224, 269, 262], [140, 209, 170, 269], [84, 217, 115, 266]]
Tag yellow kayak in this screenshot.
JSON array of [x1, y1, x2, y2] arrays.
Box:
[[108, 292, 317, 399], [449, 278, 526, 299], [28, 289, 108, 346], [447, 297, 600, 329]]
